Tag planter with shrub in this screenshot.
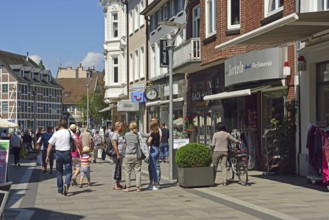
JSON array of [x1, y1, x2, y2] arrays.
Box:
[[175, 143, 214, 187]]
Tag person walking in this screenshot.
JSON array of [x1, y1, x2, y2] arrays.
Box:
[[22, 130, 32, 151], [80, 128, 94, 161], [111, 121, 125, 190], [79, 146, 92, 188], [39, 127, 54, 174], [147, 121, 161, 190], [46, 119, 80, 196], [211, 123, 241, 186], [159, 122, 169, 163], [70, 124, 82, 186], [10, 132, 22, 167], [123, 122, 142, 192], [93, 130, 103, 163]]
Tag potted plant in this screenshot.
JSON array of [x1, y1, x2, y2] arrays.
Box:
[[175, 143, 214, 187]]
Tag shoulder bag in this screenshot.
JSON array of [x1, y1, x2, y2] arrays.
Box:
[[105, 136, 116, 157], [69, 130, 76, 152], [137, 132, 149, 160]]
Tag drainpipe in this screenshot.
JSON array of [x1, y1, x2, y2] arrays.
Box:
[[296, 0, 301, 176]]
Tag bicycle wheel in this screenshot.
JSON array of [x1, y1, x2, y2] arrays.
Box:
[[226, 159, 234, 181], [237, 160, 248, 185]]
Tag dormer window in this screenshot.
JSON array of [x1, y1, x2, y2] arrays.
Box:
[[20, 69, 24, 77]]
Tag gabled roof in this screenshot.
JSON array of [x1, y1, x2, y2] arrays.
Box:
[[57, 72, 104, 105]]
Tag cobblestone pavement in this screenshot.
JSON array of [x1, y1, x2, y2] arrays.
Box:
[[5, 155, 329, 220]]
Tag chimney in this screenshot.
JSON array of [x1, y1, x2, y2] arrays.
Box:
[[26, 52, 29, 61]]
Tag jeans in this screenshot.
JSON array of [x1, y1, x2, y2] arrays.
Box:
[[13, 147, 20, 165], [159, 143, 169, 161], [56, 150, 72, 193], [148, 146, 161, 183]]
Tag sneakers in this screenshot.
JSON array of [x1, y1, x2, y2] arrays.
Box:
[[63, 184, 68, 196], [146, 185, 153, 190], [17, 163, 21, 167], [152, 185, 160, 191]]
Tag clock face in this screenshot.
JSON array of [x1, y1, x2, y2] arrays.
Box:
[[145, 88, 158, 101]]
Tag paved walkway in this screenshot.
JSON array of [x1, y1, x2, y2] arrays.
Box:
[[5, 154, 329, 220]]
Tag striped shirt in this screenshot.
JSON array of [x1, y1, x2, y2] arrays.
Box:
[[80, 154, 90, 167]]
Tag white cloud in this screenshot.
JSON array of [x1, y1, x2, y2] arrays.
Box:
[[29, 55, 42, 65], [80, 52, 104, 71]]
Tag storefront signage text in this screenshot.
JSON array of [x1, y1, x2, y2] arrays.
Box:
[[192, 90, 212, 101], [225, 47, 283, 87]]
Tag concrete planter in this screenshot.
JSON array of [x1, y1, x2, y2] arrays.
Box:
[[177, 167, 214, 188]]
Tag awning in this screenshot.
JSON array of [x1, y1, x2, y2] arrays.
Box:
[[215, 11, 329, 50], [203, 89, 251, 101], [145, 97, 184, 107], [99, 104, 116, 113]]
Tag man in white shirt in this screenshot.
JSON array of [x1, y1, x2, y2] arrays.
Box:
[[46, 119, 80, 196]]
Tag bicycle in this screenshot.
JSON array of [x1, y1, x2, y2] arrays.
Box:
[[226, 147, 249, 185]]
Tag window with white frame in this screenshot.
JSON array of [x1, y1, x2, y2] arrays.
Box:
[[140, 0, 145, 26], [150, 45, 156, 79], [178, 0, 185, 11], [134, 6, 139, 31], [129, 11, 133, 35], [2, 101, 8, 112], [157, 10, 162, 26], [169, 0, 174, 17], [134, 50, 139, 81], [324, 0, 329, 10], [113, 57, 119, 83], [227, 0, 240, 29], [140, 47, 145, 78], [265, 0, 283, 16], [163, 3, 169, 20], [193, 5, 200, 37], [112, 13, 118, 38], [206, 0, 216, 37], [2, 84, 8, 93], [129, 53, 133, 82]]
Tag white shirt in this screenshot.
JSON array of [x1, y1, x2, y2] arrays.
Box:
[[48, 129, 76, 151]]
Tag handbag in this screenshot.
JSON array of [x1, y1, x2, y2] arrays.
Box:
[[137, 132, 149, 160], [114, 159, 122, 180], [136, 134, 146, 160], [105, 137, 116, 157], [68, 130, 76, 152]]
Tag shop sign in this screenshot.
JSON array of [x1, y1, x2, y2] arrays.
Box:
[[225, 47, 284, 87], [160, 39, 169, 67], [192, 90, 212, 101], [117, 100, 140, 112], [0, 140, 9, 183], [131, 92, 145, 103], [174, 138, 190, 149]]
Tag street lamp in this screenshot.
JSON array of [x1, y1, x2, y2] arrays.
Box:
[[159, 21, 185, 180], [86, 71, 90, 128]]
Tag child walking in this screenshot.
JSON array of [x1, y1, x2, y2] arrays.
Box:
[[79, 146, 92, 188]]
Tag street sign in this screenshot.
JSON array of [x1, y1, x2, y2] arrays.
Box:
[[160, 39, 169, 67]]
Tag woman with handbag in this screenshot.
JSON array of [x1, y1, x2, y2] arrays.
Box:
[[111, 121, 126, 190], [123, 122, 142, 192]]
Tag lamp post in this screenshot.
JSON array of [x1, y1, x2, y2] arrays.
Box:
[[86, 80, 90, 129], [158, 21, 185, 180]]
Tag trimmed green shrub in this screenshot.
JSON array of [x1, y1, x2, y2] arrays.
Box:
[[175, 143, 212, 168]]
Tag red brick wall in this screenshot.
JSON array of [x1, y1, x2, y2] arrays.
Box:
[[200, 0, 296, 66]]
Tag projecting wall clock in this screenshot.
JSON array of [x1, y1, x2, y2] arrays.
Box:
[[145, 87, 158, 101]]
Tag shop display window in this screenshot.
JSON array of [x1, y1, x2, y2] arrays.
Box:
[[317, 62, 329, 126]]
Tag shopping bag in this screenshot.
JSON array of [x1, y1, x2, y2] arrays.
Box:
[[114, 159, 122, 180], [97, 148, 103, 159], [36, 153, 42, 165]]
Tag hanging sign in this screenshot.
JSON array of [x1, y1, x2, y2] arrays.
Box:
[[160, 39, 169, 67]]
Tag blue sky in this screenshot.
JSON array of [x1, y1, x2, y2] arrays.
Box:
[[0, 0, 104, 76]]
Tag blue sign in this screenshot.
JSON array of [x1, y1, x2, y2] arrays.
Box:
[[131, 92, 145, 103]]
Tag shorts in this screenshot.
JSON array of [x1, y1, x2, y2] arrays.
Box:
[[80, 166, 90, 179], [72, 158, 81, 168]]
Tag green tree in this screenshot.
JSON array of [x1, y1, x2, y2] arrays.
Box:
[[38, 60, 45, 70]]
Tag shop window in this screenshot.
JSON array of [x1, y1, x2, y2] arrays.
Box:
[[325, 0, 329, 10], [227, 0, 240, 30], [317, 61, 329, 125], [264, 0, 284, 17], [206, 0, 216, 38], [193, 5, 200, 37]]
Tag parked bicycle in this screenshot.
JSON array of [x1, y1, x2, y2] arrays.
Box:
[[226, 146, 249, 185]]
